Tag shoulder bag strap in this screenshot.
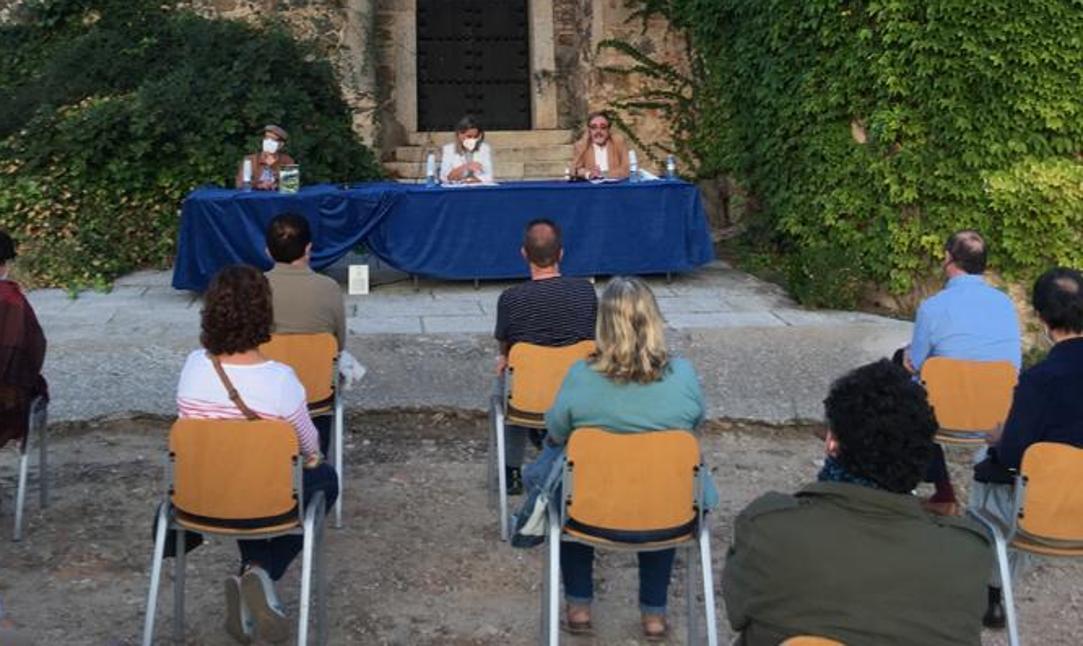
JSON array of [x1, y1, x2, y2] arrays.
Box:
[[209, 355, 261, 421]]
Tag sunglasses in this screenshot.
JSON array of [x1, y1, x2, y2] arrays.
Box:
[[588, 123, 610, 131]]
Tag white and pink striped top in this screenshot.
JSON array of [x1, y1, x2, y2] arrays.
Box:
[[176, 350, 320, 458]]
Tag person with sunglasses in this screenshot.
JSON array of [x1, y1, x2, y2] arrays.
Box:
[[570, 111, 630, 180]]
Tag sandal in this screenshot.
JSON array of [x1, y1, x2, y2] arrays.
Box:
[[641, 614, 668, 642], [562, 604, 593, 635]]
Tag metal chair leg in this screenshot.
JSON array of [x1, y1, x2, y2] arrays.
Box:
[[495, 408, 509, 541], [486, 398, 499, 508], [173, 529, 187, 642], [316, 516, 329, 646], [545, 509, 561, 646], [685, 546, 697, 645], [699, 525, 719, 646], [333, 392, 345, 529], [142, 503, 170, 646], [995, 537, 1021, 646], [968, 508, 1021, 646], [13, 446, 28, 542], [298, 492, 325, 646]]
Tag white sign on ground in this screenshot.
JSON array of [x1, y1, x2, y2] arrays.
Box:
[[348, 264, 370, 295]]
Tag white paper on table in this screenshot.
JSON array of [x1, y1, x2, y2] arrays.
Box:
[[441, 181, 500, 188]]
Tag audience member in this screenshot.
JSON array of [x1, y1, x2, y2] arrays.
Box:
[[493, 219, 596, 493], [723, 359, 991, 645], [0, 231, 47, 451], [176, 264, 338, 644], [440, 115, 494, 184], [526, 276, 706, 640], [235, 125, 296, 191], [897, 229, 1021, 514], [265, 213, 346, 455], [570, 111, 630, 180], [971, 267, 1083, 628]]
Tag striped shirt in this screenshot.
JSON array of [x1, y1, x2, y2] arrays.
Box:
[[176, 350, 320, 457], [494, 276, 597, 347]]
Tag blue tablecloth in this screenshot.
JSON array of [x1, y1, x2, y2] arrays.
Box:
[[172, 180, 714, 291]]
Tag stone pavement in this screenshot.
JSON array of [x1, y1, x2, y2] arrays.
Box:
[[29, 261, 912, 424]]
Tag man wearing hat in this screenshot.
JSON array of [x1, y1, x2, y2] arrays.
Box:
[[235, 124, 296, 190]]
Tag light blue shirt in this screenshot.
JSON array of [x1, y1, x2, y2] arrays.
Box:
[[909, 274, 1021, 372]]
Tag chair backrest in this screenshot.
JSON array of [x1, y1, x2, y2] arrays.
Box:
[[169, 418, 299, 528], [507, 340, 595, 424], [259, 333, 337, 409], [1016, 442, 1083, 546], [920, 358, 1017, 432], [780, 638, 846, 646], [564, 427, 699, 542]]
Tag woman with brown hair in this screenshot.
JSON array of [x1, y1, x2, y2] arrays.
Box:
[[523, 276, 707, 640], [176, 264, 337, 643]]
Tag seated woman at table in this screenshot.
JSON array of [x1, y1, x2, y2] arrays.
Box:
[[439, 115, 494, 184], [176, 264, 337, 643], [235, 124, 296, 191], [570, 111, 630, 180], [522, 276, 708, 641]]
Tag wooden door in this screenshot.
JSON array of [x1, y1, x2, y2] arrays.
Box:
[[416, 0, 532, 131]]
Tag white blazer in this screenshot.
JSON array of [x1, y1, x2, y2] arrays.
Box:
[[439, 142, 494, 183]]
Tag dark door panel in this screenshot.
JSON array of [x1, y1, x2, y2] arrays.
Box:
[[416, 0, 531, 131]]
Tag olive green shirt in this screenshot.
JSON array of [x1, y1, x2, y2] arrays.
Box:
[[265, 263, 346, 350], [723, 481, 992, 646]]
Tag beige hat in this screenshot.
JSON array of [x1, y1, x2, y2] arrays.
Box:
[[263, 124, 288, 141]]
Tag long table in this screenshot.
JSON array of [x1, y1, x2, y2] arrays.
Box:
[[172, 180, 715, 291]]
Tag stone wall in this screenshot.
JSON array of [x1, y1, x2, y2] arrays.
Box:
[[1, 0, 686, 163], [553, 0, 690, 173], [180, 0, 380, 146]]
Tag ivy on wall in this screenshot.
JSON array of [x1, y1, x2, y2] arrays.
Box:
[[0, 0, 381, 289], [620, 0, 1083, 308]]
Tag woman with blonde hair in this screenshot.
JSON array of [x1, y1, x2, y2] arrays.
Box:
[[522, 276, 706, 640]]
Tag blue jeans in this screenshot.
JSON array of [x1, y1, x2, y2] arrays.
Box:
[[562, 542, 677, 615], [238, 462, 338, 580]]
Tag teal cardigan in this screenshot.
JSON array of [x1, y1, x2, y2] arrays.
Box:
[[545, 357, 706, 443]]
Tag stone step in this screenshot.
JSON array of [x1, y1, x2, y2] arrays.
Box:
[[406, 129, 574, 147], [383, 160, 569, 181], [392, 144, 574, 163]]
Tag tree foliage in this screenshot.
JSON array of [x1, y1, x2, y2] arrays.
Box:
[[618, 0, 1083, 307], [0, 0, 381, 289]]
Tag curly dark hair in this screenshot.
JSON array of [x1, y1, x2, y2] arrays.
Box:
[[824, 359, 937, 493], [200, 264, 273, 355]]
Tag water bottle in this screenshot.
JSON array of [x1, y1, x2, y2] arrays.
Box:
[[425, 153, 437, 187], [628, 150, 640, 183], [666, 154, 677, 180], [241, 158, 253, 190], [564, 166, 572, 182]]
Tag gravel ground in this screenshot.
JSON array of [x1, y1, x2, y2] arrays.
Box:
[[0, 412, 1079, 645]]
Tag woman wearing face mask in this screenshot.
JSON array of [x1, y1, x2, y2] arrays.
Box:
[[235, 125, 296, 190], [439, 115, 494, 184]]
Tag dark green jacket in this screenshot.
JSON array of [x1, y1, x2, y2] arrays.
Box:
[[723, 482, 992, 646]]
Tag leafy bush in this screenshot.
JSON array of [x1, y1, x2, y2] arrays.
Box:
[[0, 0, 380, 289], [618, 0, 1083, 308]]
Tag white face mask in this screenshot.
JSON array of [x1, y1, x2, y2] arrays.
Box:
[[462, 137, 479, 152], [262, 138, 281, 154]]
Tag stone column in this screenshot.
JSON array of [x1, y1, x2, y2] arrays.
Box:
[[529, 0, 559, 129]]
